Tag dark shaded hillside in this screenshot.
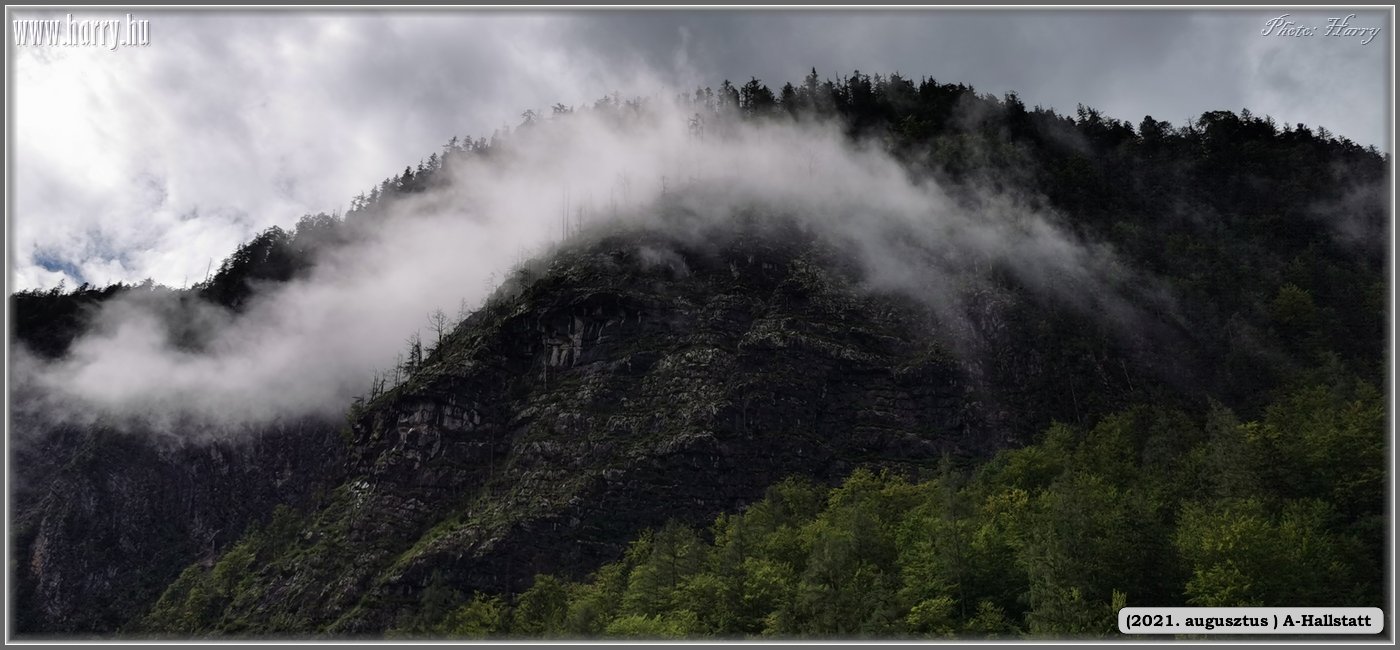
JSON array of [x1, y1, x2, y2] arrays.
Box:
[[9, 420, 345, 635], [129, 217, 1178, 636], [12, 283, 128, 360], [8, 70, 1389, 639]]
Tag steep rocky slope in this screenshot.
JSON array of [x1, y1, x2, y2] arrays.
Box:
[[124, 219, 1166, 636]]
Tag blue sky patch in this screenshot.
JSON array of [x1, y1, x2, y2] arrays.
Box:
[[34, 250, 87, 285]]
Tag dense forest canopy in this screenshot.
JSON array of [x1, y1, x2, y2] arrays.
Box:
[[358, 377, 1383, 639]]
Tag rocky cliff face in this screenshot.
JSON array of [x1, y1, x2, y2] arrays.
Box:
[[10, 419, 345, 635], [107, 222, 1159, 636], [328, 231, 985, 633]]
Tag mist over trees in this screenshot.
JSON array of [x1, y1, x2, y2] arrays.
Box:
[[14, 68, 1386, 423]]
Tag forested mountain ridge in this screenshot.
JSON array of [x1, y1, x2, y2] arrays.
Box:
[[9, 70, 1388, 639], [379, 377, 1384, 639]]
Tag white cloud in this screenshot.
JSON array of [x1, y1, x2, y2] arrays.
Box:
[[11, 10, 1389, 292], [6, 10, 1388, 434], [16, 100, 1163, 434], [10, 11, 673, 290]]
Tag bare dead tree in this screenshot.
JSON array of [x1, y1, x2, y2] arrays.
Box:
[[428, 308, 450, 348]]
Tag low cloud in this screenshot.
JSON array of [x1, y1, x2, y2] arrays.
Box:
[[14, 97, 1169, 436]]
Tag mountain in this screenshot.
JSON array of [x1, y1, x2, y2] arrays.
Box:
[[8, 71, 1389, 639]]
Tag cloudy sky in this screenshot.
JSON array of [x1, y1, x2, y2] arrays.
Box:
[[8, 8, 1392, 291]]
